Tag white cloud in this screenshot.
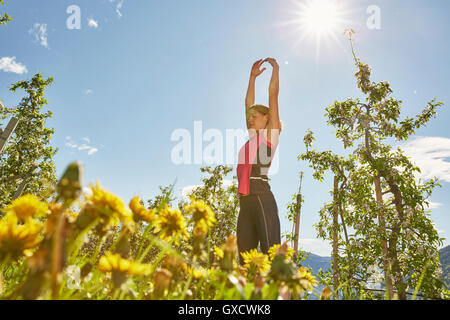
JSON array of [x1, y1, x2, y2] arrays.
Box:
[[298, 238, 332, 257], [426, 201, 442, 210], [180, 184, 203, 200], [0, 57, 28, 74], [65, 138, 99, 156], [180, 179, 235, 201], [65, 142, 78, 148], [399, 136, 450, 183], [85, 89, 94, 95], [87, 148, 98, 155], [78, 144, 91, 151], [222, 179, 234, 187], [87, 18, 99, 29], [108, 0, 124, 19], [29, 23, 49, 48], [116, 0, 124, 18], [431, 221, 445, 234]]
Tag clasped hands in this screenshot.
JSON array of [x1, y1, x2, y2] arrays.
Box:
[[250, 57, 279, 78]]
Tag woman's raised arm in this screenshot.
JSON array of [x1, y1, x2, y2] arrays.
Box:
[[263, 57, 280, 145], [245, 59, 266, 119]]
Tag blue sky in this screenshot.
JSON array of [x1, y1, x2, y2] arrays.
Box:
[[1, 0, 449, 256]]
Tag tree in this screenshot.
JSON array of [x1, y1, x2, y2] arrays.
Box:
[[0, 73, 58, 209], [147, 183, 177, 210], [184, 165, 239, 250], [300, 30, 446, 299], [0, 0, 12, 26], [284, 171, 310, 266]]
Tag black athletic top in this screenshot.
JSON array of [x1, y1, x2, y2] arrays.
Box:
[[237, 130, 277, 197]]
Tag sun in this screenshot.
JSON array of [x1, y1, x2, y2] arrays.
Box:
[[300, 0, 342, 37], [274, 0, 355, 60]]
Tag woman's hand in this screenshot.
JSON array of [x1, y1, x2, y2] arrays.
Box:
[[263, 57, 279, 70], [250, 59, 266, 78]]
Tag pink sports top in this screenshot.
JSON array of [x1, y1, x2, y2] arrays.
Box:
[[236, 130, 278, 197]]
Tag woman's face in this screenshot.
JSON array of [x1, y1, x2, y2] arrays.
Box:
[[247, 109, 269, 131]]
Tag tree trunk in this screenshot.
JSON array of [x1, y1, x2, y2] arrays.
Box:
[[374, 175, 394, 299]]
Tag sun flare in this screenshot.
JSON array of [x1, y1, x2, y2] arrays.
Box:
[[300, 0, 342, 37], [275, 0, 355, 60]]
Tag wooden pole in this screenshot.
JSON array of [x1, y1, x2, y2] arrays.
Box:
[[293, 172, 303, 254], [0, 117, 19, 155], [332, 176, 340, 299], [293, 193, 302, 253]]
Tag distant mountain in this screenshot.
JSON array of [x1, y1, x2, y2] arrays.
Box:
[[302, 245, 450, 292], [439, 245, 450, 288], [301, 253, 331, 299], [302, 253, 331, 274]]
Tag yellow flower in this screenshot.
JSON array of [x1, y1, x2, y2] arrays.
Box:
[[98, 253, 151, 277], [214, 245, 224, 260], [268, 243, 295, 262], [162, 254, 188, 280], [297, 266, 319, 293], [193, 220, 209, 238], [184, 198, 216, 231], [297, 266, 312, 277], [80, 181, 135, 232], [241, 249, 270, 274], [216, 235, 238, 272], [153, 268, 172, 294], [153, 205, 188, 243], [188, 266, 209, 280], [213, 244, 238, 271], [0, 215, 42, 260], [66, 211, 79, 223], [223, 234, 237, 254], [320, 286, 333, 300], [129, 196, 155, 223], [2, 194, 49, 221]]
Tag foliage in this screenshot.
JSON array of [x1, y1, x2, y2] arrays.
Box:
[[79, 165, 236, 273], [0, 73, 58, 210], [0, 162, 318, 300], [0, 0, 12, 26], [184, 165, 239, 253], [147, 184, 177, 210], [299, 30, 447, 300], [284, 172, 311, 266]]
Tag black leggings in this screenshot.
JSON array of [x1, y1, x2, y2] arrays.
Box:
[[237, 191, 281, 265]]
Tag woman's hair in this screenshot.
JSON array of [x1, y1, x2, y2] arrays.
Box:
[[247, 104, 283, 133]]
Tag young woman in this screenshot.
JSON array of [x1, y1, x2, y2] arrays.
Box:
[[236, 57, 282, 264]]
